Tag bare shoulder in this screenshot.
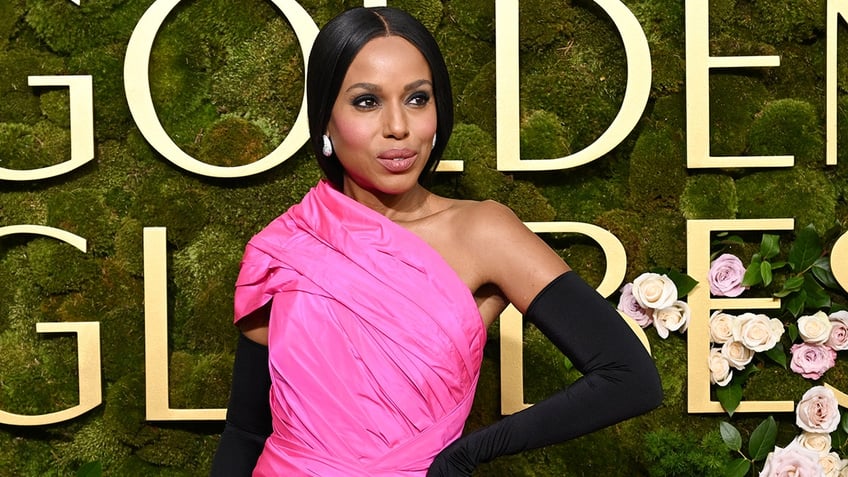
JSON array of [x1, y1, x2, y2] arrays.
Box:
[[448, 199, 537, 244], [443, 199, 569, 313]]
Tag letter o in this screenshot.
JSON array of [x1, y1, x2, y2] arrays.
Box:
[[124, 0, 319, 178], [831, 230, 848, 293]]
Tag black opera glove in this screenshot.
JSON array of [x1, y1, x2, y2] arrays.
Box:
[[427, 271, 663, 476], [210, 333, 273, 477]]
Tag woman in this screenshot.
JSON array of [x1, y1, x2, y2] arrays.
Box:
[[211, 6, 662, 476]]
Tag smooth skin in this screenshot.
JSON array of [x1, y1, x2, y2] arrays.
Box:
[[240, 36, 570, 345]]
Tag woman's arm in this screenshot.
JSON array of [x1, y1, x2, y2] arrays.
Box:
[[428, 202, 663, 475], [210, 308, 271, 476]]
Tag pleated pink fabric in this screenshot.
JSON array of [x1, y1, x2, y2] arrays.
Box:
[[234, 180, 486, 476]]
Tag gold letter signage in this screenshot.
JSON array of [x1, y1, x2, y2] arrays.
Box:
[[0, 226, 102, 426], [495, 0, 651, 171], [124, 0, 318, 178]]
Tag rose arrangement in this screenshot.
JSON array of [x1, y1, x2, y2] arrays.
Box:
[[708, 311, 785, 387], [721, 386, 848, 477], [788, 310, 848, 380], [617, 271, 696, 339], [707, 226, 847, 414]]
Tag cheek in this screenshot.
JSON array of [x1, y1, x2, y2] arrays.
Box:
[[329, 120, 373, 155]]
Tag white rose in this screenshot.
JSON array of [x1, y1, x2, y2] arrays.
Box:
[[631, 273, 677, 310], [652, 300, 690, 339], [798, 311, 833, 344], [733, 313, 784, 352], [826, 311, 848, 351], [708, 348, 732, 386], [793, 431, 832, 455], [796, 386, 841, 433], [709, 311, 735, 344], [839, 458, 848, 477], [821, 452, 843, 477], [721, 340, 754, 370]]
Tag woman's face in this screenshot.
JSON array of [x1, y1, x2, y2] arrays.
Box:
[[326, 35, 437, 198]]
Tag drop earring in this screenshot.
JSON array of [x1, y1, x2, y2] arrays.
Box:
[[432, 134, 437, 147], [322, 135, 333, 157]]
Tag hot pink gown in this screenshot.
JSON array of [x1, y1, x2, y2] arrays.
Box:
[[233, 180, 486, 476]]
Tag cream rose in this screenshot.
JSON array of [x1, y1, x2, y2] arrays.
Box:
[[760, 441, 824, 477], [709, 311, 735, 344], [826, 311, 848, 351], [839, 458, 848, 477], [721, 340, 754, 370], [732, 313, 784, 352], [631, 273, 677, 310], [821, 452, 843, 477], [652, 300, 690, 339], [796, 386, 841, 433], [708, 348, 732, 386], [792, 431, 832, 455], [798, 311, 833, 345]]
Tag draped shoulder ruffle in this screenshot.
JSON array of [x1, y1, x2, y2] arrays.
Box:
[[233, 180, 486, 476]]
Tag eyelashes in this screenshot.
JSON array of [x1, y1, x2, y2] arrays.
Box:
[[350, 91, 432, 110]]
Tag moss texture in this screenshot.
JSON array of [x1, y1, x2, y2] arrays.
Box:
[[0, 1, 847, 476]]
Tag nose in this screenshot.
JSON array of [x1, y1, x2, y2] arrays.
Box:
[[382, 103, 409, 140]]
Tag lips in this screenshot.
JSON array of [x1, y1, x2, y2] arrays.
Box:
[[377, 149, 417, 173]]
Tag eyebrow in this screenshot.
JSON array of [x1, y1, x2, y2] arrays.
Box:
[[344, 79, 433, 93]]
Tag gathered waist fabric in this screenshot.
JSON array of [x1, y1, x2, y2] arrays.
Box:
[[234, 180, 486, 475]]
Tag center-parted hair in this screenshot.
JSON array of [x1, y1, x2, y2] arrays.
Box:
[[306, 7, 454, 190]]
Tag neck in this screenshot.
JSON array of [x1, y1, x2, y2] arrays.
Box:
[[341, 178, 432, 222]]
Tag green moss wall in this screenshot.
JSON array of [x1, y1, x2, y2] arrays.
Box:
[[0, 0, 846, 475]]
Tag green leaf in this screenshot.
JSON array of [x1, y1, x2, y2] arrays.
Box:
[[842, 411, 848, 434], [742, 259, 763, 288], [803, 274, 831, 309], [724, 458, 751, 477], [76, 462, 102, 477], [761, 261, 773, 287], [770, 260, 788, 270], [788, 224, 822, 272], [748, 416, 778, 461], [760, 233, 781, 260], [716, 381, 743, 416], [666, 269, 699, 298], [787, 322, 799, 342], [833, 419, 848, 449], [812, 257, 841, 290], [712, 233, 745, 248], [783, 275, 805, 291], [763, 343, 787, 369], [720, 421, 743, 451], [563, 356, 573, 371], [784, 289, 808, 317]]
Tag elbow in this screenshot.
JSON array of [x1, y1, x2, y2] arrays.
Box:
[[600, 353, 663, 416], [627, 355, 664, 414], [642, 363, 664, 412]]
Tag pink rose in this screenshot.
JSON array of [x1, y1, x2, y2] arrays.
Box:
[[796, 385, 841, 433], [617, 283, 652, 328], [760, 441, 824, 476], [708, 253, 748, 297], [790, 343, 837, 380], [826, 311, 848, 351]]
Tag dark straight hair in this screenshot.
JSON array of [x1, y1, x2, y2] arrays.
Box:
[[306, 7, 454, 190]]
